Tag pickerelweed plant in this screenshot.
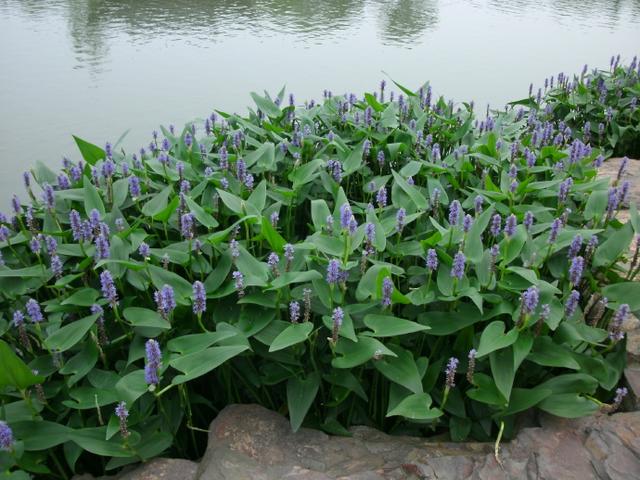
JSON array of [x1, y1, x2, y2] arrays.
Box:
[[1, 56, 639, 478]]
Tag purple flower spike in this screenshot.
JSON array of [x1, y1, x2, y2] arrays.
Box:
[[94, 234, 110, 260], [474, 195, 484, 214], [448, 200, 461, 226], [129, 175, 141, 198], [115, 401, 130, 438], [26, 298, 44, 323], [565, 290, 580, 318], [548, 218, 562, 244], [331, 307, 344, 343], [289, 301, 300, 323], [181, 213, 194, 240], [523, 211, 534, 231], [521, 286, 540, 315], [326, 259, 341, 285], [144, 339, 162, 386], [192, 281, 206, 316], [608, 304, 629, 342], [503, 214, 517, 238], [569, 256, 584, 286], [568, 234, 582, 259], [100, 270, 118, 308], [396, 208, 406, 233], [42, 183, 55, 210], [463, 214, 474, 233], [339, 203, 352, 230], [155, 285, 176, 320], [51, 255, 63, 278], [490, 214, 502, 237], [0, 421, 14, 451], [232, 270, 245, 297], [451, 252, 466, 280], [426, 249, 438, 271], [382, 277, 393, 307], [445, 357, 459, 388], [376, 187, 387, 208]]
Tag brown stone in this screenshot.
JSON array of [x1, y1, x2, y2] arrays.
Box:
[[195, 404, 640, 480], [72, 458, 198, 480], [598, 157, 640, 210]]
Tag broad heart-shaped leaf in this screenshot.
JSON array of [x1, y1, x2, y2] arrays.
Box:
[[170, 345, 249, 384], [363, 314, 429, 337], [476, 321, 519, 358], [497, 387, 552, 417], [537, 373, 599, 395], [342, 141, 365, 174], [269, 322, 313, 352], [490, 348, 514, 403], [185, 196, 218, 229], [141, 186, 172, 217], [538, 393, 599, 418], [216, 188, 244, 214], [115, 370, 148, 405], [73, 135, 105, 165], [250, 92, 281, 118], [269, 270, 322, 290], [332, 336, 397, 369], [373, 346, 423, 394], [44, 314, 99, 353], [167, 331, 237, 355], [287, 372, 320, 432], [527, 337, 580, 370], [464, 207, 494, 263], [386, 393, 443, 420], [322, 311, 357, 342], [261, 216, 287, 252], [418, 304, 481, 335], [499, 225, 527, 263], [61, 288, 99, 307], [466, 373, 506, 406], [123, 307, 170, 330], [391, 170, 428, 210], [69, 427, 134, 458], [593, 221, 634, 267], [310, 199, 331, 232], [11, 420, 72, 451], [602, 282, 640, 310], [148, 264, 193, 302], [0, 340, 44, 390], [83, 176, 105, 216]]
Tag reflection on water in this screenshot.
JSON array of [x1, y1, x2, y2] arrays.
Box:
[[0, 0, 639, 204]]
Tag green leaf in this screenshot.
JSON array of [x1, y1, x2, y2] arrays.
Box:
[[0, 266, 50, 278], [69, 428, 132, 458], [170, 345, 249, 384], [115, 370, 148, 405], [464, 207, 494, 263], [373, 346, 423, 394], [269, 270, 322, 289], [261, 216, 287, 252], [386, 393, 443, 420], [593, 222, 634, 267], [310, 199, 331, 232], [537, 373, 599, 395], [332, 336, 397, 369], [527, 337, 580, 370], [61, 288, 99, 307], [185, 196, 219, 229], [363, 314, 429, 337], [250, 92, 281, 118], [83, 177, 105, 216], [0, 340, 44, 390], [490, 348, 514, 402], [141, 186, 172, 217], [602, 282, 640, 310], [216, 189, 244, 214], [269, 322, 313, 352], [11, 421, 72, 451], [476, 321, 519, 358], [123, 307, 171, 330], [498, 388, 552, 417], [392, 170, 428, 210], [44, 314, 99, 353], [73, 136, 105, 165], [287, 372, 320, 432], [538, 393, 599, 418]]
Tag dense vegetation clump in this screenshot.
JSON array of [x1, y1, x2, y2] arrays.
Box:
[[0, 56, 639, 478]]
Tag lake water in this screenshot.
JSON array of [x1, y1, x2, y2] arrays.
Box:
[[0, 0, 639, 205]]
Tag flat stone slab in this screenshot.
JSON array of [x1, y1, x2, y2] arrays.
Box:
[[196, 404, 640, 480]]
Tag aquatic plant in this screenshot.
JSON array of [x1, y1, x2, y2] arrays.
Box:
[[0, 56, 639, 478]]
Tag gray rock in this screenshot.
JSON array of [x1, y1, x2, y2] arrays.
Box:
[[598, 156, 640, 210], [73, 458, 198, 480], [196, 404, 640, 480]]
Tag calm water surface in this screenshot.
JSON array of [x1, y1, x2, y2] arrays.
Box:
[[0, 0, 639, 204]]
